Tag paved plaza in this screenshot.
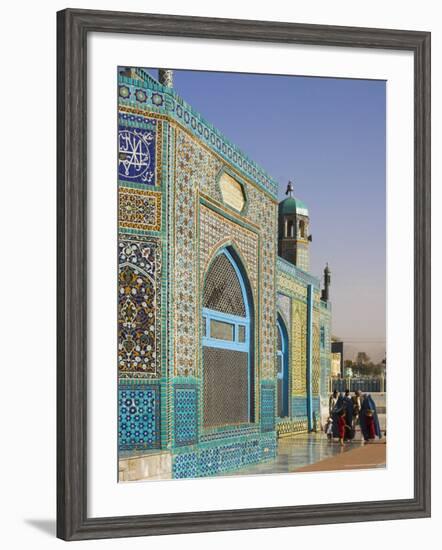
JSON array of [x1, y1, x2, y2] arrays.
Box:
[[223, 432, 386, 477]]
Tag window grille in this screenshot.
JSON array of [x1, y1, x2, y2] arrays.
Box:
[[203, 347, 249, 427], [203, 253, 246, 317]]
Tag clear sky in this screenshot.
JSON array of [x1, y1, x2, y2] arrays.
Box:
[[147, 69, 386, 363]]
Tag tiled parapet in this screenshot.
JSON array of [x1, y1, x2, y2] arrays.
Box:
[[118, 68, 278, 199]]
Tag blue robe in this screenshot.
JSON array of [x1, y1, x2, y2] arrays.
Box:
[[331, 394, 353, 438], [360, 394, 382, 440]]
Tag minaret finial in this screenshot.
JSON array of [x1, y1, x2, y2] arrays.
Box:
[[322, 263, 331, 302], [285, 180, 294, 197], [158, 69, 174, 88]]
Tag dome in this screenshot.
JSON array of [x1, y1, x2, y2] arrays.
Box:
[[279, 196, 309, 217]]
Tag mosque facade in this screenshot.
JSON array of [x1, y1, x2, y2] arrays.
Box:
[[117, 67, 332, 480]]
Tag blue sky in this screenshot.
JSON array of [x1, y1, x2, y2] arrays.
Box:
[[147, 69, 386, 362]]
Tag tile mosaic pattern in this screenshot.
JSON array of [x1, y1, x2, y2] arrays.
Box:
[[200, 178, 277, 381], [312, 323, 320, 395], [292, 304, 307, 395], [199, 204, 259, 297], [277, 293, 291, 328], [312, 396, 321, 419], [172, 437, 276, 479], [276, 418, 309, 436], [200, 424, 259, 443], [292, 395, 308, 417], [119, 186, 162, 232], [319, 302, 332, 398], [277, 256, 320, 288], [244, 185, 277, 379], [277, 270, 308, 302], [261, 383, 276, 432], [118, 113, 162, 186], [118, 68, 278, 198], [118, 384, 160, 450], [173, 130, 221, 377], [173, 451, 198, 479], [174, 385, 198, 446], [118, 236, 161, 376]]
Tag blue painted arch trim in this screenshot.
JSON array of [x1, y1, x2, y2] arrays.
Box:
[[202, 246, 255, 423], [276, 313, 289, 418]]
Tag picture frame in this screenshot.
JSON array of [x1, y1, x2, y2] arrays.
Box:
[[57, 7, 431, 541]]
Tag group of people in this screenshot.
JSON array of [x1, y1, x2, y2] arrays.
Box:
[[324, 389, 382, 446]]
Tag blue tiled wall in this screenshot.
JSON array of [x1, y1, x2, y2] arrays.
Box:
[[292, 396, 307, 417], [174, 385, 198, 446], [261, 382, 276, 432], [118, 383, 160, 450]]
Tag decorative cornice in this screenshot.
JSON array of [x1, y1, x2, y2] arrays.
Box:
[[118, 70, 279, 198], [276, 257, 320, 289]]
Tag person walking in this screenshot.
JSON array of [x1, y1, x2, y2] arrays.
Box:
[[360, 394, 382, 442], [337, 409, 350, 446], [329, 389, 338, 416], [342, 389, 354, 441]]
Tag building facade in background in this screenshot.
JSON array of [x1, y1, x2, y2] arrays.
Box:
[[117, 67, 332, 480]]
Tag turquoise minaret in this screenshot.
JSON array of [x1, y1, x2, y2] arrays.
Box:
[[278, 181, 311, 272]]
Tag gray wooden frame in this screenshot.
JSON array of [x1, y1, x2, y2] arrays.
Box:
[[57, 8, 431, 541]]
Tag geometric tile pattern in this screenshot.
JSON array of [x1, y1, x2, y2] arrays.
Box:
[[260, 434, 278, 459], [292, 395, 307, 417], [199, 173, 278, 382], [278, 269, 308, 302], [118, 384, 160, 450], [173, 130, 221, 376], [119, 187, 162, 232], [277, 256, 320, 288], [172, 437, 276, 479], [172, 452, 198, 479], [199, 204, 259, 297], [118, 236, 161, 376], [260, 383, 276, 432], [312, 323, 320, 396], [276, 418, 309, 436], [312, 396, 321, 419], [200, 424, 259, 443], [245, 185, 277, 379], [118, 67, 278, 197], [277, 293, 291, 327], [319, 302, 332, 399], [174, 385, 198, 447], [292, 305, 307, 395]]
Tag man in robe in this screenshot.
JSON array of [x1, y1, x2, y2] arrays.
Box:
[[329, 389, 338, 416]]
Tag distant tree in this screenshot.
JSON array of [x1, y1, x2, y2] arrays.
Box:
[[355, 352, 370, 366]]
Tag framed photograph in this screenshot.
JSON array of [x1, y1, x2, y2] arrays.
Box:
[[57, 8, 431, 541]]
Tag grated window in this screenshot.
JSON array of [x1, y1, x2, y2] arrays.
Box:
[[203, 347, 249, 427], [203, 253, 246, 317]]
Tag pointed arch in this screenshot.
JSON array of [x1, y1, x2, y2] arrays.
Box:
[[277, 313, 289, 418], [202, 246, 254, 427]]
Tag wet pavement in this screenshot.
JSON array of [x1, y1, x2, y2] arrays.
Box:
[[223, 432, 379, 477]]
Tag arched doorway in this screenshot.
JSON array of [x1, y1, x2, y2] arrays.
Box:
[[277, 314, 289, 418], [202, 247, 254, 428]]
